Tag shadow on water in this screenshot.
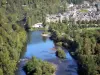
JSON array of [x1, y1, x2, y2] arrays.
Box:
[[15, 30, 78, 75]]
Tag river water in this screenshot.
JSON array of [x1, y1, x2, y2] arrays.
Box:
[[15, 30, 78, 75]]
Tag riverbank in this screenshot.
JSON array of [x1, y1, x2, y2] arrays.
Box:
[[29, 27, 45, 31], [41, 32, 51, 37]]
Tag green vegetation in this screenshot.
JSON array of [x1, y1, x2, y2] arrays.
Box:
[[56, 48, 66, 59], [48, 21, 100, 75], [42, 31, 49, 34], [29, 27, 45, 31], [56, 42, 63, 46], [0, 0, 27, 74], [74, 30, 100, 75], [49, 23, 69, 41], [79, 9, 88, 13], [24, 57, 56, 75]]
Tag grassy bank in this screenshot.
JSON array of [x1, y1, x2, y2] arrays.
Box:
[[29, 27, 45, 31]]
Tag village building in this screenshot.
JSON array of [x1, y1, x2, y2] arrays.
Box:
[[83, 1, 90, 7], [32, 23, 43, 28], [67, 3, 74, 8]]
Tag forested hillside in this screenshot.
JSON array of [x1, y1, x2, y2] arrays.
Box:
[[0, 0, 27, 75], [49, 22, 100, 75]]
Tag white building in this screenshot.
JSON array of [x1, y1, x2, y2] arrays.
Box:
[[32, 23, 43, 28], [83, 1, 90, 7], [67, 3, 74, 8]]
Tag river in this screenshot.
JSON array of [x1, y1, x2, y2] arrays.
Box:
[[15, 30, 78, 75]]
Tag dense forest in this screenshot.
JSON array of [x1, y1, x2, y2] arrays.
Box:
[[0, 0, 27, 75], [49, 22, 100, 75]]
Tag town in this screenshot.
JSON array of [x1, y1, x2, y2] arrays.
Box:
[[46, 1, 100, 23]]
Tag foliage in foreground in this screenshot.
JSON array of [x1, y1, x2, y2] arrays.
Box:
[[23, 57, 56, 75]]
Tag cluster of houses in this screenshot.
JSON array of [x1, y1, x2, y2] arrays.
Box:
[[46, 1, 100, 23]]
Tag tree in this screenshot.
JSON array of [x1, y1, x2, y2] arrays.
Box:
[[0, 68, 3, 75], [85, 56, 97, 75], [56, 48, 66, 59], [24, 57, 56, 75], [56, 42, 62, 46]]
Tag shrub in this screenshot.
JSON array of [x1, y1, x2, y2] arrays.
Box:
[[56, 48, 66, 59], [23, 57, 56, 75], [56, 42, 62, 46]]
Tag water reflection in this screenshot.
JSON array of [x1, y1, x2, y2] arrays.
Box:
[[42, 36, 47, 42], [27, 31, 44, 45]]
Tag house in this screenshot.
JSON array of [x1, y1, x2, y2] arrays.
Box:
[[32, 23, 43, 28], [67, 3, 74, 8], [83, 1, 90, 7]]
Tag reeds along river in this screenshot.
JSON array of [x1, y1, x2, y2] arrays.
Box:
[[15, 30, 78, 75]]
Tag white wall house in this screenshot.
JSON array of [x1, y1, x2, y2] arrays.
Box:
[[67, 3, 74, 8], [83, 1, 90, 7], [32, 23, 43, 28]]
